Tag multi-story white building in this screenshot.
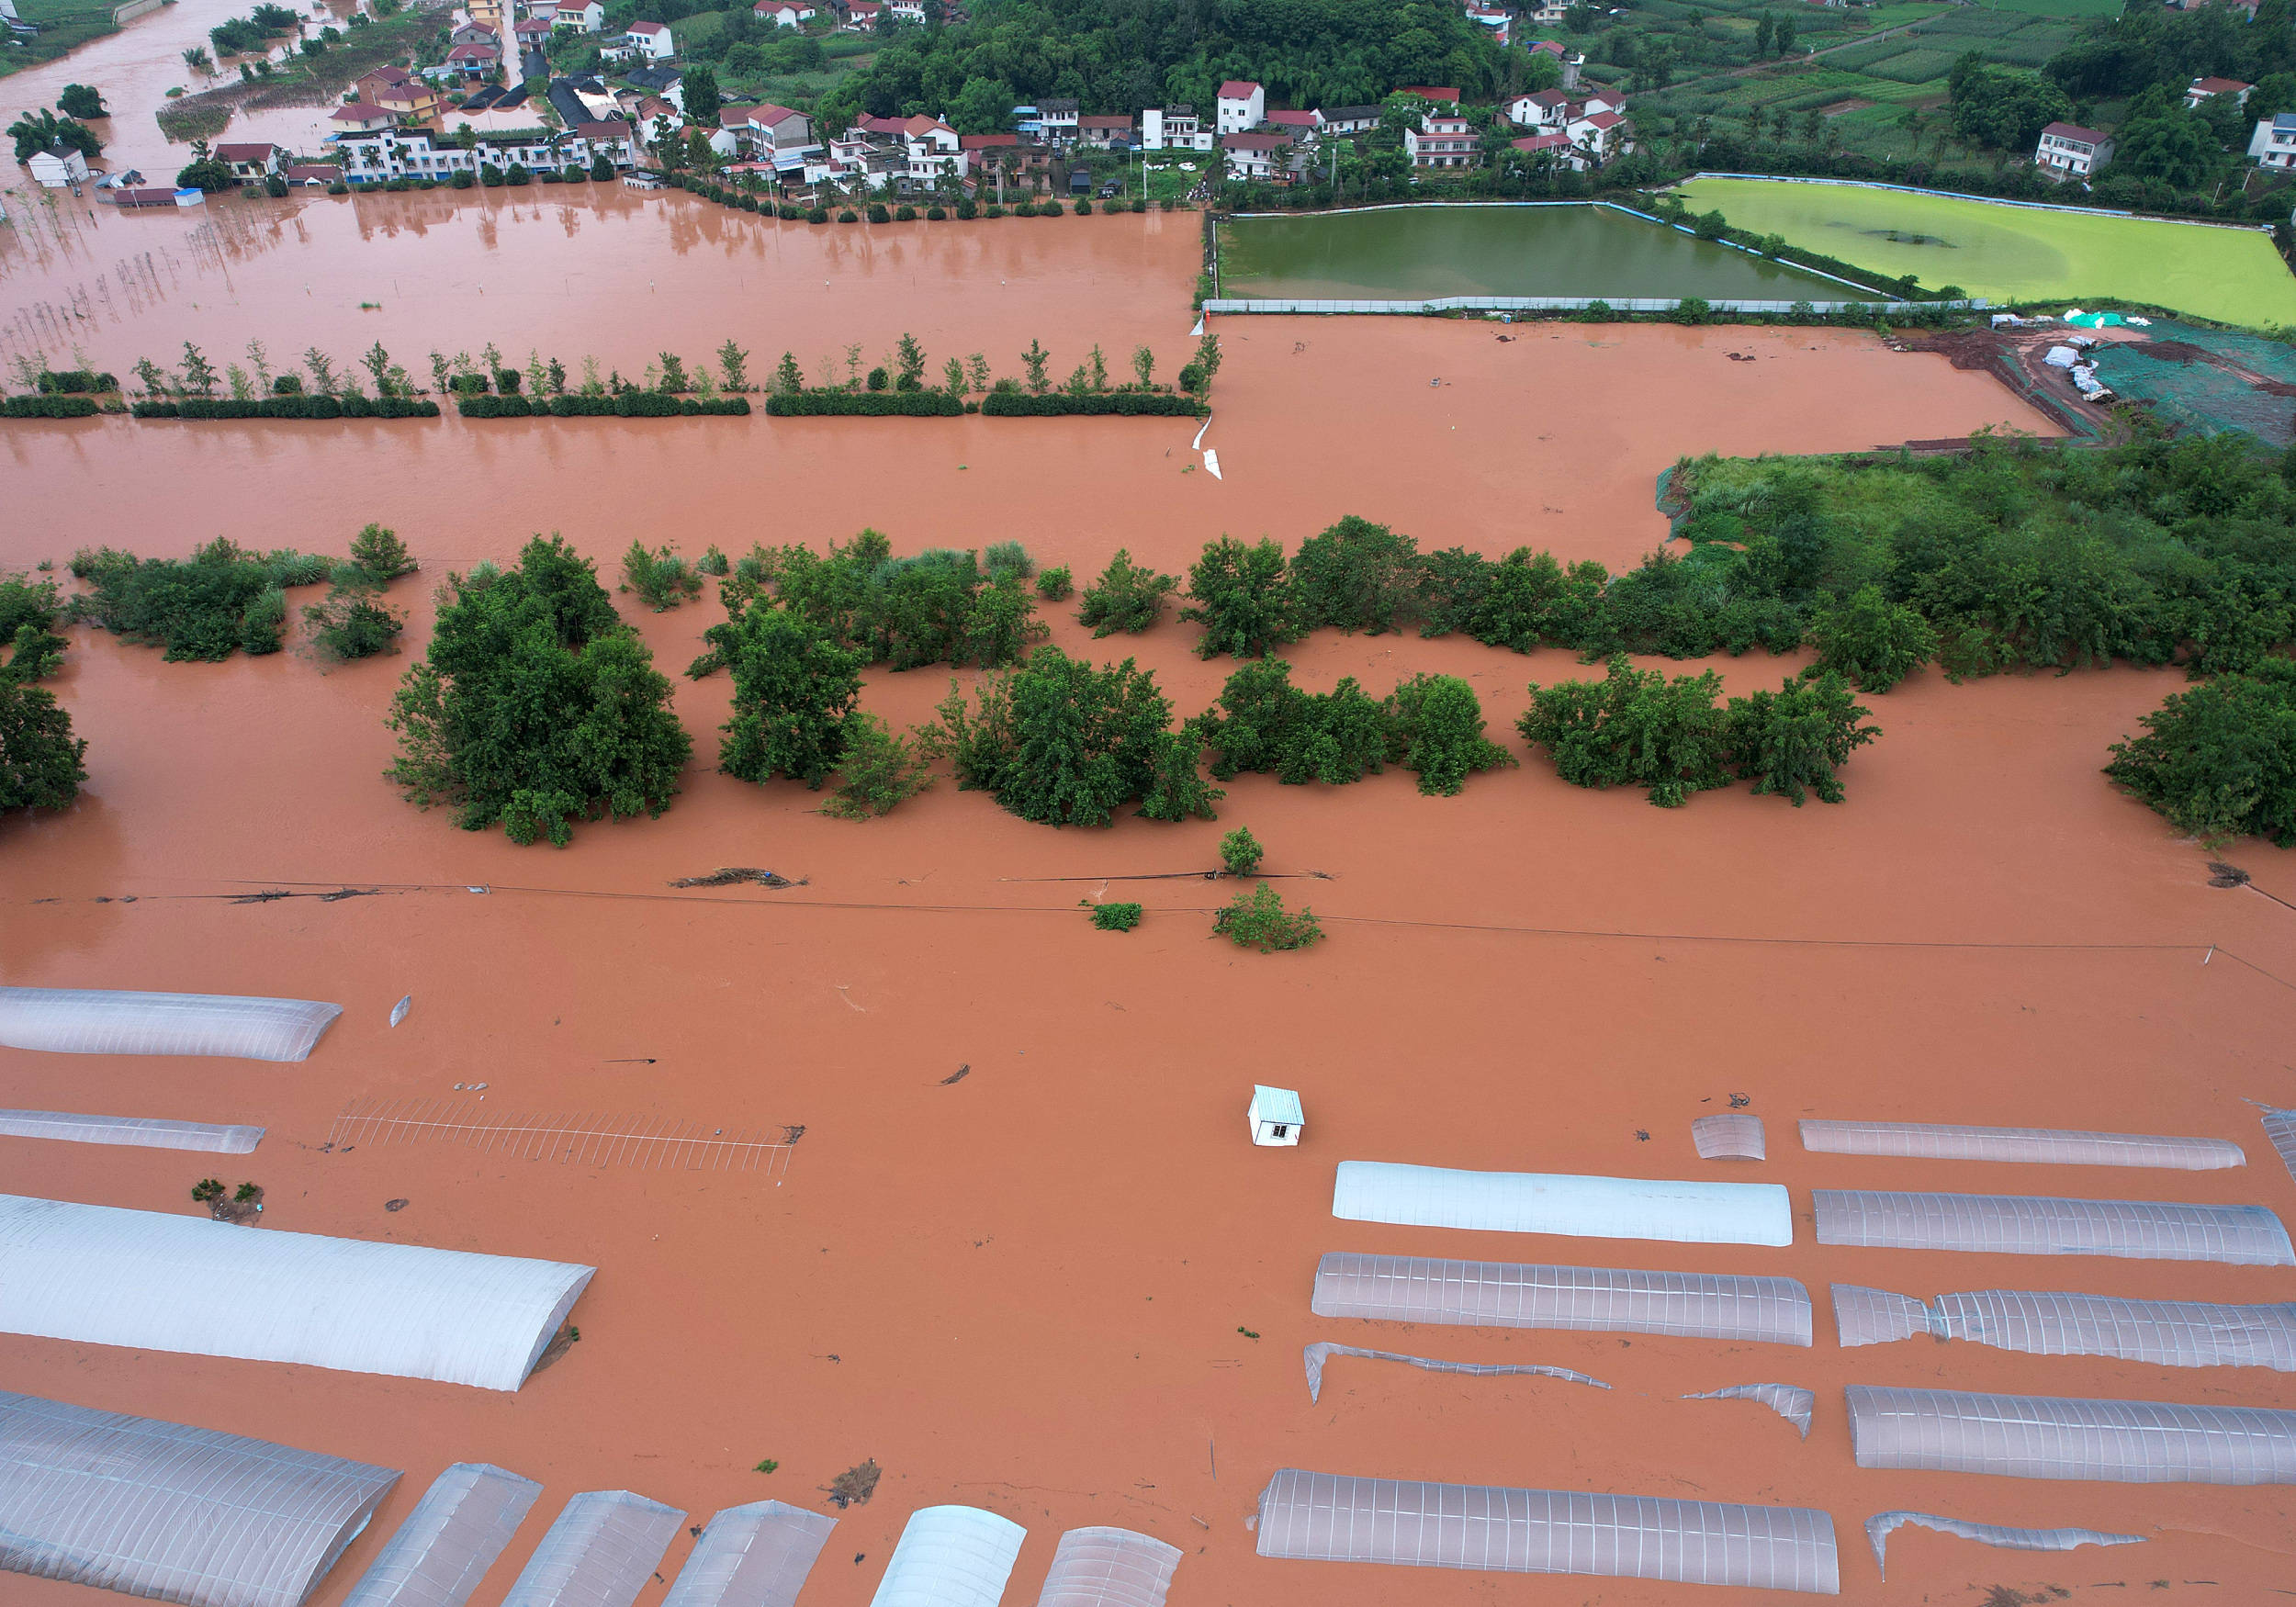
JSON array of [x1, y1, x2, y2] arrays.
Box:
[[330, 123, 636, 183], [1404, 108, 1478, 169], [1141, 105, 1210, 150], [1215, 80, 1265, 134], [2033, 120, 2112, 179], [2251, 109, 2296, 169]]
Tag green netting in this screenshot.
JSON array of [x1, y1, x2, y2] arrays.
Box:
[[2093, 321, 2296, 448]]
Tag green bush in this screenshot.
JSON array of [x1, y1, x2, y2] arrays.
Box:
[[928, 646, 1171, 826], [68, 538, 337, 662], [1035, 565, 1073, 601], [385, 534, 692, 844], [764, 389, 963, 416], [807, 205, 829, 223], [1077, 549, 1178, 635], [1213, 882, 1321, 950], [711, 604, 865, 788], [1219, 825, 1263, 877], [867, 202, 889, 223], [1200, 659, 1393, 786], [1724, 670, 1878, 806], [1294, 515, 1421, 636], [1039, 198, 1062, 216], [1137, 726, 1222, 821], [621, 541, 703, 611], [977, 391, 1202, 416], [983, 540, 1034, 583], [957, 198, 977, 219], [1518, 656, 1733, 808], [0, 679, 85, 812], [1075, 197, 1092, 214], [895, 203, 917, 221], [303, 575, 405, 661], [2107, 661, 2296, 845], [1809, 584, 1939, 693], [926, 204, 946, 219], [1182, 535, 1300, 659], [3, 395, 101, 419], [820, 710, 933, 819], [347, 523, 417, 582], [1089, 900, 1142, 930], [837, 208, 859, 223], [698, 545, 729, 577], [36, 369, 117, 395], [1386, 673, 1516, 796], [1013, 200, 1036, 217]]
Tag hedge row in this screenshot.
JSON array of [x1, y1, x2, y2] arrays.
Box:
[[132, 396, 441, 420], [457, 392, 751, 418], [980, 391, 1206, 417], [5, 394, 102, 419], [764, 389, 967, 416]]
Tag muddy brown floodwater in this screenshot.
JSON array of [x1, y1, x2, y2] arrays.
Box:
[[4, 197, 2293, 1607]]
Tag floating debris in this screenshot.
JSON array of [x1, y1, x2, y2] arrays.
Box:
[[669, 868, 804, 889], [825, 1459, 880, 1509], [389, 995, 411, 1028]]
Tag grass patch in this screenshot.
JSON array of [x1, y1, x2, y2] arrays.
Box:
[[1675, 176, 2296, 327]]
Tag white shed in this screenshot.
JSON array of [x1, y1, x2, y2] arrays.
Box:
[[1248, 1085, 1303, 1146], [27, 143, 91, 188]]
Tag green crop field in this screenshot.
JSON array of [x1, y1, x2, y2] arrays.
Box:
[[1676, 176, 2296, 327]]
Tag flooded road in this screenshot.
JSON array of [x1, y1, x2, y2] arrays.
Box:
[[6, 197, 2292, 1607]]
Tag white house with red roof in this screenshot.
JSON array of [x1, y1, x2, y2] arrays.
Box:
[[842, 0, 883, 27], [1509, 130, 1584, 171], [748, 103, 814, 151], [624, 20, 675, 61], [552, 0, 604, 30], [1464, 5, 1511, 45], [1396, 84, 1459, 105], [2185, 75, 2253, 109], [214, 141, 287, 180], [1566, 107, 1631, 163], [903, 114, 964, 182], [753, 1, 815, 25], [1263, 107, 1320, 140], [1220, 129, 1291, 181], [2034, 120, 2112, 178], [512, 17, 551, 43], [445, 42, 501, 73], [330, 102, 396, 132], [1216, 80, 1264, 134], [712, 105, 761, 156]]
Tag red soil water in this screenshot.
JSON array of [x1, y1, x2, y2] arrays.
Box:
[[6, 201, 2293, 1607]]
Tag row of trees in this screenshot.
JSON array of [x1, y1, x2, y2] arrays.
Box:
[[129, 340, 758, 405], [0, 571, 84, 816], [768, 331, 1220, 400]]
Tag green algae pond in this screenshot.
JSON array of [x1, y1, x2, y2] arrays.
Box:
[[1215, 204, 1867, 304]]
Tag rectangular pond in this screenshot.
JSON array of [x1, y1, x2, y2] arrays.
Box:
[[1216, 204, 1867, 304]]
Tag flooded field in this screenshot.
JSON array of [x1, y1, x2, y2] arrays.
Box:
[[6, 186, 2296, 1607], [1217, 204, 1863, 303]]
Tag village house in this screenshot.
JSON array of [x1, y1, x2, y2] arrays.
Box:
[[330, 101, 396, 133], [1504, 87, 1570, 129], [27, 141, 90, 187], [523, 0, 561, 21], [1509, 130, 1584, 171], [512, 17, 552, 47], [1037, 97, 1080, 142], [961, 130, 1050, 193], [1220, 128, 1291, 181], [449, 23, 495, 46], [753, 0, 815, 24], [1140, 105, 1210, 150], [282, 162, 342, 186], [353, 66, 445, 119], [2186, 75, 2254, 109], [445, 42, 501, 75], [1319, 105, 1380, 136], [623, 20, 675, 61], [712, 105, 760, 156], [903, 115, 965, 185], [841, 0, 883, 28], [748, 103, 814, 152], [2033, 119, 2112, 179], [214, 141, 287, 181], [887, 0, 927, 21], [1077, 113, 1133, 149], [109, 186, 206, 209], [2251, 108, 2296, 168], [1215, 80, 1264, 134], [1567, 107, 1631, 163], [1529, 0, 1568, 20], [1532, 39, 1584, 90], [1397, 84, 1460, 106], [1404, 106, 1478, 168], [1264, 107, 1320, 141], [551, 0, 605, 30], [572, 120, 637, 167], [330, 123, 636, 183], [1464, 5, 1511, 45]]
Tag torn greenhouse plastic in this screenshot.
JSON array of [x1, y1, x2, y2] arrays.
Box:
[[1864, 1511, 2144, 1578], [1302, 1343, 1609, 1401], [1683, 1383, 1814, 1438], [1832, 1284, 2296, 1370]]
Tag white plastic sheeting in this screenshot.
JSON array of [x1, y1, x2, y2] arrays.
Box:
[[0, 987, 342, 1061], [0, 1107, 262, 1153], [1033, 1526, 1181, 1607], [501, 1492, 687, 1607], [1844, 1385, 2296, 1484], [1254, 1468, 1840, 1594], [663, 1501, 836, 1607], [0, 1388, 400, 1607], [1683, 1384, 1814, 1439], [1312, 1252, 1814, 1345], [1798, 1119, 2243, 1170], [342, 1463, 542, 1607], [0, 1195, 596, 1392], [1864, 1511, 2144, 1578], [1832, 1283, 2296, 1370], [1302, 1343, 1609, 1402], [1333, 1162, 1794, 1246], [870, 1506, 1026, 1607], [1812, 1188, 2293, 1265], [1692, 1114, 1765, 1161], [2257, 1101, 2296, 1185]]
